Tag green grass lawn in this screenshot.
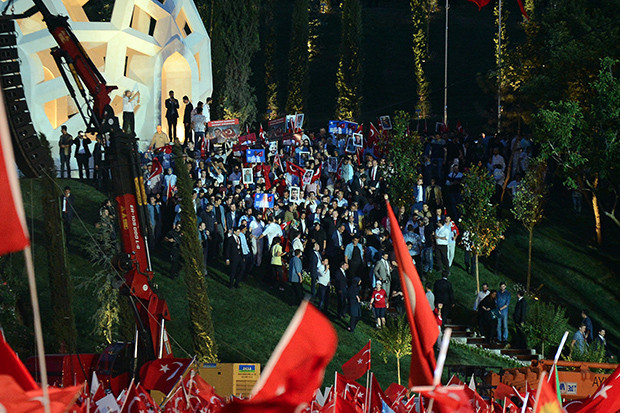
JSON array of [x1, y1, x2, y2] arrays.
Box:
[[10, 179, 618, 390]]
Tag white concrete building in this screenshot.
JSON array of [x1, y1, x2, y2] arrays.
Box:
[[11, 0, 212, 159]]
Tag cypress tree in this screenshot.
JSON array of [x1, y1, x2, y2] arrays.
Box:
[[410, 0, 431, 118], [172, 144, 218, 362], [285, 0, 310, 114], [335, 0, 363, 121], [40, 135, 77, 352], [211, 0, 260, 125], [262, 0, 279, 120]]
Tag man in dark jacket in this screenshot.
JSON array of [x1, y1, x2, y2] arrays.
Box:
[[225, 227, 244, 288], [333, 262, 349, 319], [60, 186, 74, 246], [182, 96, 193, 146], [433, 274, 455, 321], [73, 131, 91, 179], [513, 290, 528, 349], [165, 90, 179, 141]]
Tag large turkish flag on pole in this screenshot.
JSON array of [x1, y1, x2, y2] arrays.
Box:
[[386, 200, 438, 387], [0, 89, 30, 256]]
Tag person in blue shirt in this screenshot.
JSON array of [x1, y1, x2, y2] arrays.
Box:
[[581, 309, 594, 343], [288, 249, 304, 306], [496, 282, 511, 343]]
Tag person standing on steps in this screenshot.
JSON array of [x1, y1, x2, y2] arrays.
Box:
[[182, 95, 193, 146], [122, 89, 139, 134], [165, 90, 180, 141], [513, 290, 528, 349], [73, 131, 91, 180], [496, 282, 511, 344], [433, 273, 455, 322]]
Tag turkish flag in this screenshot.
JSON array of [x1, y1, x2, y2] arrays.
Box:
[[494, 381, 518, 402], [467, 0, 490, 10], [311, 164, 322, 183], [385, 383, 408, 405], [341, 341, 371, 381], [0, 375, 81, 413], [120, 382, 150, 413], [163, 386, 188, 413], [321, 393, 361, 413], [225, 301, 337, 412], [0, 335, 38, 391], [368, 374, 393, 413], [572, 364, 620, 413], [139, 358, 192, 394], [0, 89, 30, 255], [182, 371, 225, 412], [148, 157, 163, 180], [417, 385, 473, 413], [533, 372, 562, 413], [386, 201, 438, 387], [335, 373, 367, 408]]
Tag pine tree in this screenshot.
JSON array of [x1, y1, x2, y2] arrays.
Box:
[[211, 0, 260, 125], [286, 0, 310, 114], [410, 0, 431, 118], [335, 0, 362, 121], [172, 144, 218, 362], [262, 0, 279, 120], [40, 135, 77, 353]]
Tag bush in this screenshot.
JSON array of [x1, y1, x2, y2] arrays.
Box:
[[564, 341, 607, 364], [522, 300, 570, 358]]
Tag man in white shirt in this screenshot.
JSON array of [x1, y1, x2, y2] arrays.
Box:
[[122, 90, 139, 134], [473, 283, 490, 337], [435, 219, 450, 276], [191, 106, 208, 151]]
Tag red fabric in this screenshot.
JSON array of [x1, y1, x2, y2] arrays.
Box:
[[335, 373, 367, 408], [369, 374, 393, 413], [148, 157, 163, 180], [494, 382, 518, 402], [456, 121, 463, 134], [533, 373, 562, 413], [341, 341, 371, 381], [139, 358, 192, 394], [367, 122, 380, 148], [0, 375, 81, 413], [311, 164, 322, 183], [163, 386, 188, 413], [385, 383, 408, 405], [516, 0, 529, 19], [0, 336, 38, 391], [371, 289, 387, 309], [248, 301, 337, 409], [418, 386, 473, 413], [0, 91, 30, 255], [120, 382, 151, 413], [181, 372, 225, 412], [386, 201, 438, 387], [467, 0, 491, 10], [321, 393, 362, 413], [573, 364, 620, 413]]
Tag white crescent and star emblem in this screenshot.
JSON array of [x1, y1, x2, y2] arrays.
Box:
[[159, 364, 170, 373], [594, 384, 613, 400]]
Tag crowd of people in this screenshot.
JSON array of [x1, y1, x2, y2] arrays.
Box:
[[58, 90, 613, 355]]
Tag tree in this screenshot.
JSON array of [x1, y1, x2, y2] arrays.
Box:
[[535, 58, 620, 245], [459, 165, 507, 292], [410, 0, 431, 118], [374, 315, 412, 386], [210, 0, 260, 125], [172, 144, 218, 362], [522, 300, 570, 359], [262, 0, 279, 120], [505, 0, 620, 124], [511, 158, 546, 291], [286, 0, 310, 114], [335, 0, 362, 121], [386, 111, 424, 208], [40, 135, 77, 353]]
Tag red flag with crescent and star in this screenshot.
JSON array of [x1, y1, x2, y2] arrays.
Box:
[[341, 340, 371, 381], [139, 358, 192, 394]]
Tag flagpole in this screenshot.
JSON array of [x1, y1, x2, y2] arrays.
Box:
[[367, 372, 373, 413], [159, 355, 197, 409], [365, 339, 371, 412], [426, 327, 452, 413], [443, 0, 449, 127], [497, 0, 502, 133], [333, 370, 337, 413], [24, 246, 51, 413]]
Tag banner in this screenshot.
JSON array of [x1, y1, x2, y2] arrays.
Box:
[[268, 117, 286, 139], [328, 120, 358, 136], [246, 149, 266, 163], [254, 193, 275, 209], [208, 119, 240, 143]]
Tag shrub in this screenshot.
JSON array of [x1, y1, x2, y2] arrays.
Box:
[[522, 300, 570, 358]]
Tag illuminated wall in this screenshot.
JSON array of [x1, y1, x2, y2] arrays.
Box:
[[11, 0, 212, 167]]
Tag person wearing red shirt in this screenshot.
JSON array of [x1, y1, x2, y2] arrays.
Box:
[[370, 280, 388, 329]]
